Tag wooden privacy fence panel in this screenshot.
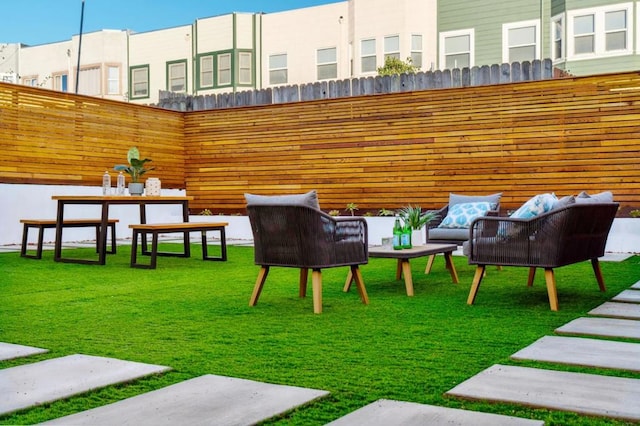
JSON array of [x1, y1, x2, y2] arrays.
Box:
[[159, 59, 555, 111], [184, 71, 640, 214], [1, 72, 639, 215], [0, 83, 185, 188]]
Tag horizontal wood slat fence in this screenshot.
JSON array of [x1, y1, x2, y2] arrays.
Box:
[[1, 70, 639, 216], [158, 59, 555, 111]]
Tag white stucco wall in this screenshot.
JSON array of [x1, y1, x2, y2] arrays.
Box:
[[2, 184, 638, 254]]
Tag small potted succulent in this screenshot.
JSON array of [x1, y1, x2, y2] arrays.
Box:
[[114, 147, 154, 195]]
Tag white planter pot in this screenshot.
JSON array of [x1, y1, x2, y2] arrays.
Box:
[[412, 229, 424, 246]]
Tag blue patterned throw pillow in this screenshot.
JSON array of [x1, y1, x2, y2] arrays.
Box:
[[509, 193, 558, 219], [438, 202, 493, 229]]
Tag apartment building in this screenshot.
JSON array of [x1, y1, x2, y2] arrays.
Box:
[[1, 0, 636, 105]]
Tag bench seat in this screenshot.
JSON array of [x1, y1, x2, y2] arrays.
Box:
[[20, 219, 119, 259], [129, 222, 228, 269]]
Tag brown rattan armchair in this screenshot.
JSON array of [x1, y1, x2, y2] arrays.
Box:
[[465, 202, 619, 311], [246, 203, 369, 314]]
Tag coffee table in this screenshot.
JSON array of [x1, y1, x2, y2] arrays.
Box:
[[345, 243, 459, 296]]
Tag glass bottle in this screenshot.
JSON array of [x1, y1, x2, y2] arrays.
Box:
[[401, 221, 412, 249], [102, 171, 111, 195], [393, 216, 403, 250], [116, 171, 126, 195]]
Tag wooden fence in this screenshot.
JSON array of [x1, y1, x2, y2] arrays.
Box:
[[158, 59, 556, 111], [1, 70, 639, 216]]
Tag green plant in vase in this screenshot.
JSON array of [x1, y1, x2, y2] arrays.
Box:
[[114, 147, 154, 195]]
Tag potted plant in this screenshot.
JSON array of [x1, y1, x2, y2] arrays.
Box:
[[114, 147, 154, 195], [398, 205, 438, 246]]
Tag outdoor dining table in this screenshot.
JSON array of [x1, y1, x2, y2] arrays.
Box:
[[52, 195, 193, 265]]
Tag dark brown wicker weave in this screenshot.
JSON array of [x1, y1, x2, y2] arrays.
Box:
[[465, 202, 619, 311], [246, 204, 369, 313]]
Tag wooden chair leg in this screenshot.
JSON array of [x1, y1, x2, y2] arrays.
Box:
[[312, 269, 322, 314], [343, 268, 354, 292], [350, 265, 369, 305], [424, 254, 436, 274], [299, 268, 309, 298], [467, 265, 486, 305], [250, 266, 269, 306], [544, 268, 559, 311], [591, 258, 607, 292], [527, 267, 536, 286]]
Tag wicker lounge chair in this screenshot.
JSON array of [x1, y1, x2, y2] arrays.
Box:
[[465, 202, 619, 311], [246, 197, 369, 314]]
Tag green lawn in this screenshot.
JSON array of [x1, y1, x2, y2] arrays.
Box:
[[1, 245, 639, 425]]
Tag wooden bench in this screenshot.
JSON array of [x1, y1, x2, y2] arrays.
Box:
[[129, 222, 228, 269], [20, 219, 119, 259]]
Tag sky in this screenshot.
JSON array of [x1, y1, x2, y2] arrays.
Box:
[[0, 0, 340, 46]]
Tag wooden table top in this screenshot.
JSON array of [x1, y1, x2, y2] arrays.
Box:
[[368, 243, 458, 259], [52, 195, 193, 201]]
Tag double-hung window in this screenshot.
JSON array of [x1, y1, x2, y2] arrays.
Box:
[[269, 54, 287, 85], [217, 53, 232, 86], [317, 47, 337, 80], [503, 20, 540, 63], [440, 29, 473, 70], [551, 15, 564, 60], [167, 60, 186, 93], [384, 35, 400, 61], [199, 55, 214, 89], [107, 66, 120, 95], [411, 34, 423, 68], [361, 39, 376, 73], [130, 65, 149, 99]]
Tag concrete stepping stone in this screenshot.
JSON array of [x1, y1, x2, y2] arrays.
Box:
[[0, 342, 48, 361], [0, 354, 171, 416], [589, 301, 640, 319], [632, 280, 640, 289], [326, 399, 544, 425], [42, 374, 329, 425], [511, 335, 640, 372], [612, 289, 640, 303], [445, 364, 640, 421], [556, 317, 640, 340]]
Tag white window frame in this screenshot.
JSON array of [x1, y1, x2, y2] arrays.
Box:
[[439, 29, 474, 70], [217, 53, 232, 86], [238, 51, 252, 85], [269, 53, 288, 85], [317, 47, 337, 80], [502, 19, 540, 63], [130, 66, 149, 99], [566, 3, 633, 60], [199, 55, 214, 89], [551, 14, 565, 61], [167, 61, 186, 93], [107, 65, 120, 95], [411, 34, 423, 69], [360, 38, 376, 74], [384, 35, 400, 61], [53, 73, 68, 92]]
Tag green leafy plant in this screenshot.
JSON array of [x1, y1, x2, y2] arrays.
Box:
[[328, 210, 340, 216], [399, 205, 438, 230], [377, 56, 418, 76], [200, 209, 212, 216], [114, 147, 154, 183], [378, 208, 395, 217], [630, 209, 640, 218], [345, 203, 359, 216]]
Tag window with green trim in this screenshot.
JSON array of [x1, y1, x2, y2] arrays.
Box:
[[218, 53, 232, 86], [199, 55, 214, 88], [130, 65, 149, 99], [167, 60, 187, 92], [238, 52, 252, 85]]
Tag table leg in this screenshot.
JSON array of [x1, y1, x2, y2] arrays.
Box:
[[401, 259, 414, 296], [97, 202, 109, 265], [444, 251, 459, 284]]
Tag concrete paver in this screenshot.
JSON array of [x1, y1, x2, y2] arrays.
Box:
[[326, 399, 544, 425], [0, 342, 48, 361], [42, 374, 329, 426], [0, 354, 170, 416], [511, 335, 640, 372], [589, 301, 640, 319], [555, 317, 640, 340], [446, 364, 640, 422]]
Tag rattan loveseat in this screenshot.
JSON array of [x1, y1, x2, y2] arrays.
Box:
[[465, 201, 619, 311]]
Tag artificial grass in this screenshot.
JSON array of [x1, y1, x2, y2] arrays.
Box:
[[0, 245, 639, 425]]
